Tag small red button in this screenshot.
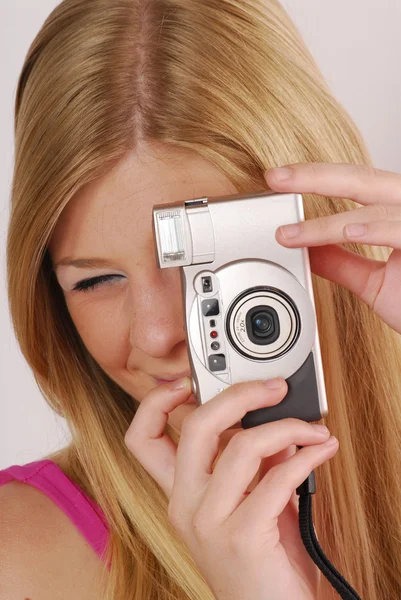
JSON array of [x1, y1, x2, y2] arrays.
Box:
[[210, 331, 218, 338]]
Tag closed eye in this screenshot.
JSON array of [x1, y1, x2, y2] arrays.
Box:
[[72, 274, 125, 293]]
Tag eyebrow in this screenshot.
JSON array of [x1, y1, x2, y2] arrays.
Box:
[[55, 257, 117, 269]]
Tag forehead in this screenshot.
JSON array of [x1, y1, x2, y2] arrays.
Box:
[[49, 142, 238, 261]]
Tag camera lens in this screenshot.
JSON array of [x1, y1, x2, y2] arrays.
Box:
[[252, 313, 273, 335], [245, 305, 280, 346], [225, 285, 302, 361]]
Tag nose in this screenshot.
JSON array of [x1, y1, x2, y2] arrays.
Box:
[[129, 270, 185, 358]]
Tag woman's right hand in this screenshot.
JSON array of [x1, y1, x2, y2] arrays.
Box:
[[124, 377, 339, 600]]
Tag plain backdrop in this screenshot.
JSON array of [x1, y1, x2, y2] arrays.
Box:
[[1, 1, 400, 469]]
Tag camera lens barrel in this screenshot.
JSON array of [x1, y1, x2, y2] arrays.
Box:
[[225, 286, 301, 361]]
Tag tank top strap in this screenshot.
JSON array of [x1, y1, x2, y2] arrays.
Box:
[[0, 459, 110, 567]]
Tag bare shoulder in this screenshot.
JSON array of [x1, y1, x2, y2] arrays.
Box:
[[0, 480, 108, 599]]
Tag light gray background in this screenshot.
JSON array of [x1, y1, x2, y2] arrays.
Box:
[[1, 1, 400, 469]]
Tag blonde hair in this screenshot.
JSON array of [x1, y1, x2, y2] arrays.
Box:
[[6, 0, 401, 598]]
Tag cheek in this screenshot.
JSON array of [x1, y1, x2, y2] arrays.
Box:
[[67, 297, 131, 371]]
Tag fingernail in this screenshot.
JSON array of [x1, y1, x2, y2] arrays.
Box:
[[264, 377, 285, 389], [170, 376, 190, 390], [271, 167, 293, 181], [323, 436, 338, 446], [279, 224, 301, 239], [310, 424, 329, 435], [345, 223, 366, 237]]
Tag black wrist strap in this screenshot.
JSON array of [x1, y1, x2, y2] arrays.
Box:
[[296, 447, 361, 599]]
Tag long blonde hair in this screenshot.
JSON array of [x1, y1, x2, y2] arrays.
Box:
[[7, 0, 401, 598]]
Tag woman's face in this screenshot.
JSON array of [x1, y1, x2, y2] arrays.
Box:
[[49, 140, 242, 443]]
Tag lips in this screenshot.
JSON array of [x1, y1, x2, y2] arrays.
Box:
[[152, 370, 191, 382]]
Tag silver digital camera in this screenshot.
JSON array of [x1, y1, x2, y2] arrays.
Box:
[[153, 190, 328, 429]]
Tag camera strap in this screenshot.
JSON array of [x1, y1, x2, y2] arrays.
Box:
[[296, 451, 362, 599]]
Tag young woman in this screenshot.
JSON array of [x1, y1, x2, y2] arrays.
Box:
[[1, 1, 401, 599]]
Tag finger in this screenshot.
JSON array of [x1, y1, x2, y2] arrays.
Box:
[[343, 219, 401, 249], [171, 379, 288, 507], [231, 438, 338, 541], [259, 444, 299, 512], [265, 162, 401, 205], [308, 244, 387, 309], [193, 419, 331, 526], [275, 204, 401, 247], [124, 377, 193, 497]]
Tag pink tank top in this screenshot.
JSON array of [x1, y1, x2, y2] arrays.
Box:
[[0, 459, 110, 568]]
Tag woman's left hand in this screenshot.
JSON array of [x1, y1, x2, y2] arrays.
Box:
[[264, 162, 401, 335]]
